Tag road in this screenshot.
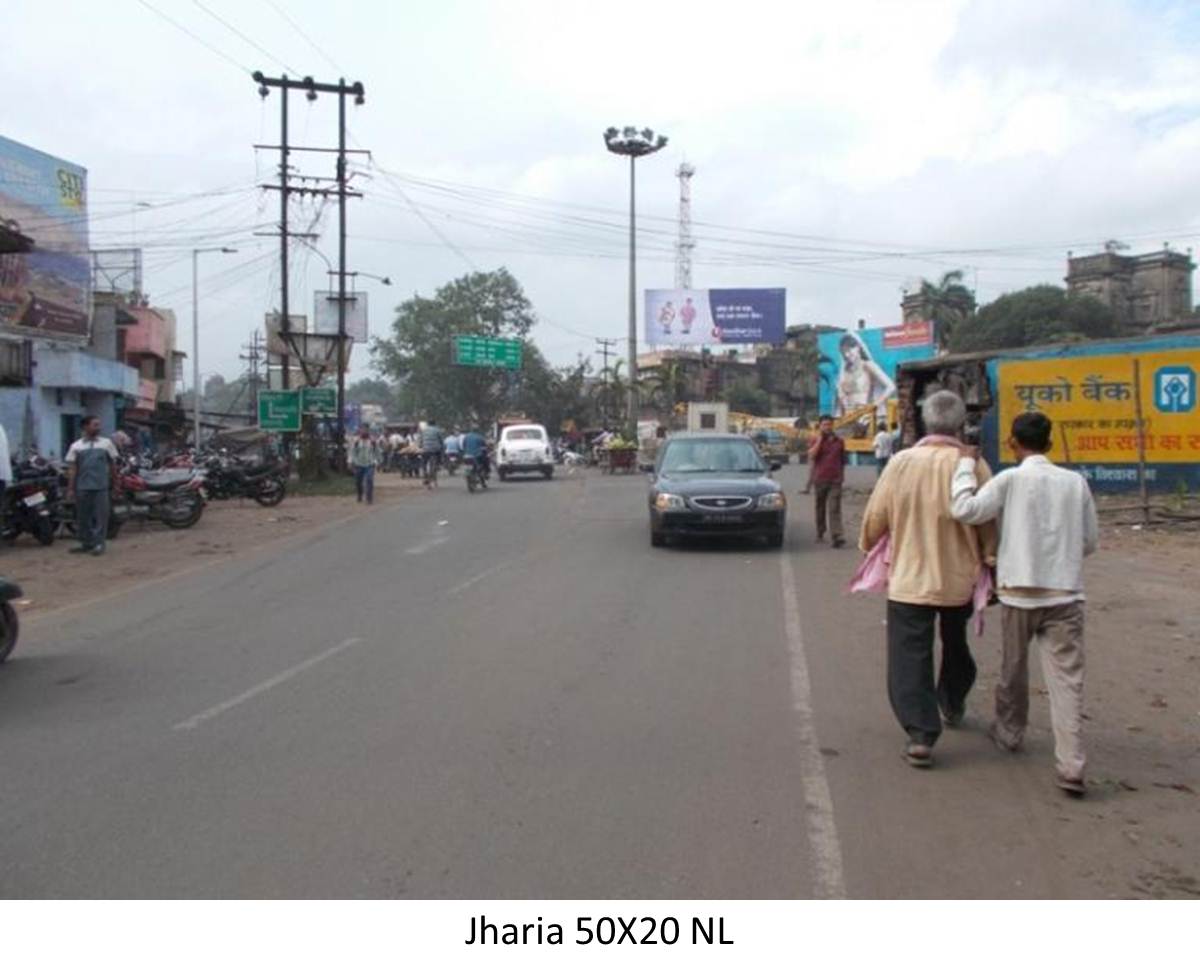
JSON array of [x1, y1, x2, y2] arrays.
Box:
[[0, 466, 1158, 898]]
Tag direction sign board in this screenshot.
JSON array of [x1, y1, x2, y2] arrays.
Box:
[[453, 335, 523, 369], [257, 390, 302, 431], [302, 386, 337, 416]]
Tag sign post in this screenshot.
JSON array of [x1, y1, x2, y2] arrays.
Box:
[[453, 335, 523, 369], [301, 387, 337, 416], [257, 390, 302, 431]]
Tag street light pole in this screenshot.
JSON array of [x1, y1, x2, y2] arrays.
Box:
[[191, 246, 237, 449], [604, 126, 668, 434]]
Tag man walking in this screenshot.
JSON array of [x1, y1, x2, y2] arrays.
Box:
[[348, 426, 379, 504], [860, 391, 997, 767], [809, 415, 847, 547], [949, 411, 1098, 796], [872, 420, 894, 477], [65, 415, 119, 556]]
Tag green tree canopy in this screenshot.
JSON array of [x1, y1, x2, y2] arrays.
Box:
[[371, 268, 537, 429], [345, 377, 401, 419], [722, 377, 772, 417], [912, 271, 977, 350], [949, 285, 1124, 353]]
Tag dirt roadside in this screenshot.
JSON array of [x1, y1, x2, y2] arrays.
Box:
[[839, 484, 1200, 898], [0, 473, 423, 619]]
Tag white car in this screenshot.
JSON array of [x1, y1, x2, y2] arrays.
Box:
[[496, 424, 555, 480]]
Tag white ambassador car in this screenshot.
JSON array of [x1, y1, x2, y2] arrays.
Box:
[[495, 424, 555, 481]]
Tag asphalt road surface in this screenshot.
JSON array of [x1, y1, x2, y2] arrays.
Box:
[[0, 466, 1131, 897]]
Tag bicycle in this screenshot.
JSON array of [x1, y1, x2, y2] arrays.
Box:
[[422, 451, 440, 488]]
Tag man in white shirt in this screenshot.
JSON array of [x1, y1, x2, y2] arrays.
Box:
[[949, 411, 1099, 796], [872, 422, 894, 477]]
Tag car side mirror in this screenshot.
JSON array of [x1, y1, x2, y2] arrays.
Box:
[[770, 461, 782, 472]]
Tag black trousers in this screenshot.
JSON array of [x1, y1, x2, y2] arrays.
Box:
[[886, 600, 976, 745]]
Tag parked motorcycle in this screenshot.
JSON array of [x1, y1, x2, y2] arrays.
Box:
[[199, 453, 287, 507], [3, 455, 63, 546], [0, 577, 21, 664], [1, 478, 57, 546], [109, 465, 206, 532]]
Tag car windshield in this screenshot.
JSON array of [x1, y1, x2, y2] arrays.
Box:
[[504, 428, 543, 441], [660, 439, 765, 474]]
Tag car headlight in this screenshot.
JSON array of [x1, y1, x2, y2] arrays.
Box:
[[757, 492, 786, 510], [654, 492, 687, 511]]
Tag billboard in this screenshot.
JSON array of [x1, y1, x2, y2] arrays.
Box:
[[0, 135, 91, 341], [997, 349, 1200, 467], [818, 323, 936, 417], [313, 290, 368, 343], [644, 288, 785, 346]]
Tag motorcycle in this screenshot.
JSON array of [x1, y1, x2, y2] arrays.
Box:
[[109, 465, 206, 532], [444, 451, 462, 476], [464, 453, 490, 494], [200, 453, 287, 507], [0, 577, 21, 664], [2, 477, 57, 546]]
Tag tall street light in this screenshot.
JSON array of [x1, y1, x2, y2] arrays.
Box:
[[192, 246, 238, 449], [605, 125, 667, 433]]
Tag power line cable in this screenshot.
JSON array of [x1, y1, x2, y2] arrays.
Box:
[[134, 0, 251, 73], [191, 0, 300, 75], [261, 0, 344, 74]]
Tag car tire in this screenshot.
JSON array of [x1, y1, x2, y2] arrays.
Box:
[[766, 530, 785, 549], [0, 601, 18, 664], [650, 526, 667, 547], [543, 468, 553, 480], [498, 468, 508, 482]]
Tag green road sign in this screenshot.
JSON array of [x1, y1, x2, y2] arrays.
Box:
[[257, 390, 302, 431], [453, 335, 523, 369], [302, 386, 337, 416]]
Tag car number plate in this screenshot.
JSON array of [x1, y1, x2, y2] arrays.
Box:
[[24, 492, 45, 506], [702, 514, 743, 524]]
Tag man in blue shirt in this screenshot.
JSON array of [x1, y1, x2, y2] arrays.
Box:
[[461, 430, 489, 480]]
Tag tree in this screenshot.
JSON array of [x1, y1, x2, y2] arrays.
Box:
[[371, 268, 536, 429], [594, 358, 627, 428], [643, 359, 689, 415], [722, 377, 772, 417], [949, 285, 1124, 354], [912, 270, 977, 351], [345, 377, 400, 419]]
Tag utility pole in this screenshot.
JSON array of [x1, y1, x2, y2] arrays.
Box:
[[192, 246, 237, 449], [595, 337, 617, 428], [253, 71, 365, 463], [241, 329, 266, 419]]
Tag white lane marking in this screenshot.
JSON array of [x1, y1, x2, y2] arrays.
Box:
[[779, 553, 848, 899], [172, 638, 362, 732], [446, 560, 515, 597], [405, 534, 449, 556]]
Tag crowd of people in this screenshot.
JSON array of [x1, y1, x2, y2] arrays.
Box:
[[344, 420, 493, 503]]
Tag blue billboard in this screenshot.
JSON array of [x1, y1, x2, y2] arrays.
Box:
[[645, 288, 786, 345], [818, 322, 936, 417], [0, 135, 91, 340]]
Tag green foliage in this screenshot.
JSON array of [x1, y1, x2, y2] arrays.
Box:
[[371, 268, 536, 429], [371, 268, 597, 434], [722, 377, 772, 417], [949, 285, 1125, 353], [911, 271, 977, 350], [345, 377, 401, 419]]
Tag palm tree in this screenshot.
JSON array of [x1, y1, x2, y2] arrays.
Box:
[[596, 359, 627, 428], [914, 270, 976, 351], [643, 359, 688, 415]]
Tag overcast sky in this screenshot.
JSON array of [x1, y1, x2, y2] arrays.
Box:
[[5, 0, 1200, 383]]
